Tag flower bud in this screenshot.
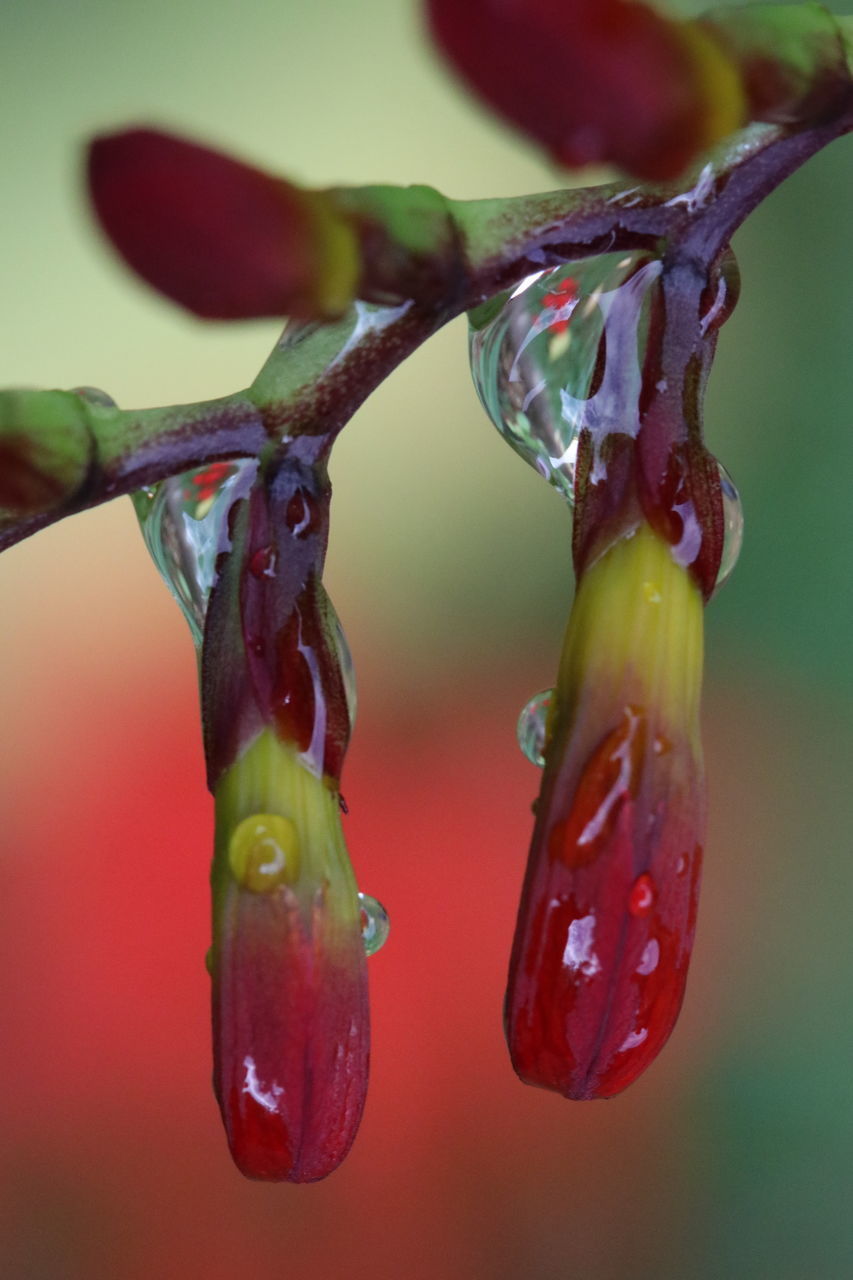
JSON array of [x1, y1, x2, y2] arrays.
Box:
[[88, 128, 360, 320], [200, 459, 369, 1179], [212, 729, 368, 1180], [427, 0, 745, 180], [505, 521, 705, 1098]]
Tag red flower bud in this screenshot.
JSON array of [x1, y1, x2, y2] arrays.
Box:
[[426, 0, 745, 180], [211, 731, 369, 1181], [201, 461, 369, 1180], [506, 522, 705, 1098], [88, 128, 359, 320]]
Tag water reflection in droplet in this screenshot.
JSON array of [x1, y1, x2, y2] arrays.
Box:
[[228, 813, 301, 892], [71, 385, 117, 410], [714, 461, 743, 591], [133, 458, 257, 646], [628, 872, 655, 917], [636, 938, 660, 976], [561, 912, 601, 978], [468, 252, 660, 504], [517, 688, 553, 767], [249, 545, 277, 579], [358, 892, 390, 957]]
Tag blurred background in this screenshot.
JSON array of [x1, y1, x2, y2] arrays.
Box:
[[2, 1, 853, 1276]]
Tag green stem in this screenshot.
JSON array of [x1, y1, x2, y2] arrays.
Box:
[[2, 107, 853, 552], [0, 391, 267, 551]]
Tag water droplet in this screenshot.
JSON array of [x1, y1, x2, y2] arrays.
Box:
[[228, 813, 301, 892], [550, 706, 646, 869], [358, 892, 390, 957], [699, 247, 740, 337], [628, 872, 655, 917], [133, 458, 258, 646], [714, 461, 743, 591], [249, 545, 277, 578], [561, 912, 601, 977], [468, 252, 661, 504], [618, 1026, 649, 1051], [636, 937, 660, 975], [517, 688, 553, 766], [284, 487, 318, 537], [72, 385, 117, 410]]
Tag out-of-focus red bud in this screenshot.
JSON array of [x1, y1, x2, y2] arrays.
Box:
[[88, 128, 359, 320], [426, 0, 745, 180]]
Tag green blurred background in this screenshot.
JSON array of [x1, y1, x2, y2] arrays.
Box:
[[2, 1, 853, 1276]]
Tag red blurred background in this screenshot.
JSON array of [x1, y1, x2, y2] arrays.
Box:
[[4, 504, 850, 1278]]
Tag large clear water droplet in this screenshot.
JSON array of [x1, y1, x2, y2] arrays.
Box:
[[468, 253, 661, 504], [714, 461, 743, 591], [133, 459, 257, 646], [517, 688, 553, 767], [358, 892, 390, 957]]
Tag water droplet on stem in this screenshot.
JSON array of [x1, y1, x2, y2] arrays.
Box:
[[517, 689, 553, 767], [358, 892, 389, 957], [714, 461, 743, 591], [228, 813, 301, 892], [468, 252, 660, 504], [133, 458, 257, 646], [628, 873, 655, 917]]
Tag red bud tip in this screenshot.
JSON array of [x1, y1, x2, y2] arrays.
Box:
[[212, 734, 370, 1181], [213, 883, 369, 1181]]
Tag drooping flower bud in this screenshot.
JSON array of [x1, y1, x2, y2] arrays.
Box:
[[199, 455, 370, 1180], [505, 520, 705, 1098], [469, 242, 744, 1098], [211, 728, 368, 1180]]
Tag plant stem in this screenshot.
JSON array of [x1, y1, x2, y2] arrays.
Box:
[[2, 109, 852, 553]]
